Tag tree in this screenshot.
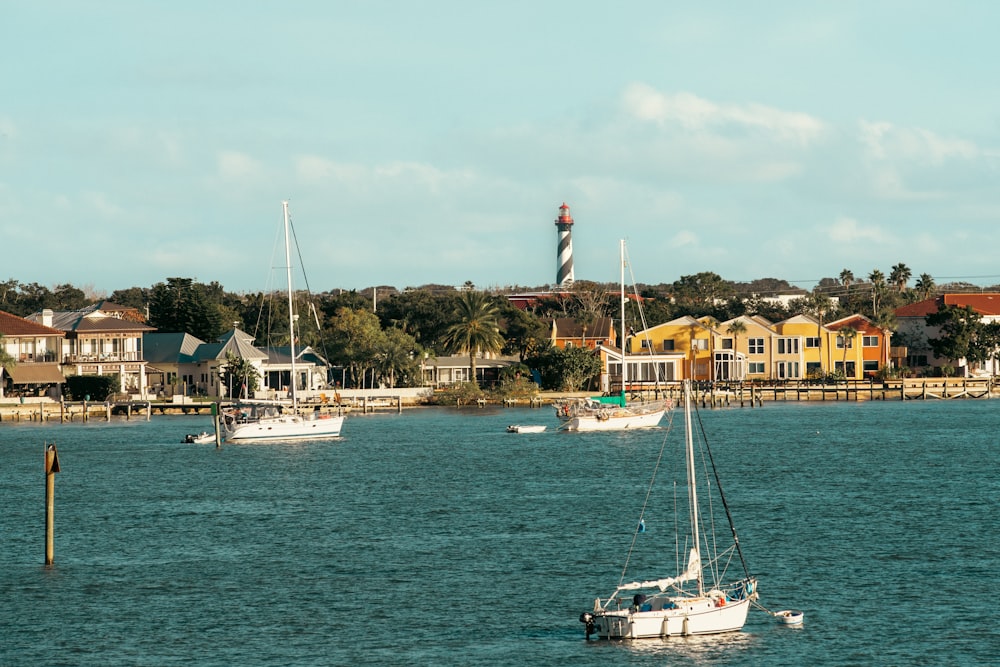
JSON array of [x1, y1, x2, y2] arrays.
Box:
[[925, 304, 995, 370], [890, 263, 912, 292], [725, 319, 747, 380], [837, 326, 859, 378], [325, 307, 384, 388], [148, 277, 227, 341], [442, 291, 505, 385], [220, 351, 260, 399], [526, 345, 603, 391], [498, 302, 549, 362], [914, 274, 936, 301], [868, 269, 887, 319]]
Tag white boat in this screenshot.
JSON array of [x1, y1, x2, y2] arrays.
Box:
[[579, 380, 759, 639], [506, 424, 547, 434], [183, 431, 216, 444], [222, 201, 344, 443], [776, 609, 804, 625], [555, 240, 667, 431]]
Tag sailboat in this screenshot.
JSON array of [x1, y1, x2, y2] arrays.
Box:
[[579, 380, 759, 639], [222, 201, 345, 443], [554, 240, 667, 431]]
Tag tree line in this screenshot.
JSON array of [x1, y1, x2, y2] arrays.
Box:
[[2, 263, 996, 388]]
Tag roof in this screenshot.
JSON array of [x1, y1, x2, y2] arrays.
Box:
[[0, 310, 64, 337], [196, 328, 267, 361], [6, 363, 65, 384], [143, 332, 207, 364], [30, 306, 154, 333], [896, 294, 1000, 318], [550, 317, 615, 339]]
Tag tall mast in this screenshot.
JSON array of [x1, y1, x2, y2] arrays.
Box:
[[620, 240, 627, 406], [283, 200, 297, 411], [684, 380, 703, 595]]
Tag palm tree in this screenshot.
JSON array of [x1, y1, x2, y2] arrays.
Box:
[[839, 269, 855, 294], [838, 326, 859, 379], [868, 269, 887, 319], [807, 292, 832, 376], [890, 263, 912, 293], [725, 319, 747, 381], [442, 291, 505, 385], [914, 273, 936, 301]]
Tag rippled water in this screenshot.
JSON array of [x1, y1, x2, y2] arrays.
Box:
[[1, 400, 997, 666]]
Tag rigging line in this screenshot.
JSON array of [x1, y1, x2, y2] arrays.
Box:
[[286, 206, 336, 379], [691, 399, 752, 579], [617, 406, 677, 589]]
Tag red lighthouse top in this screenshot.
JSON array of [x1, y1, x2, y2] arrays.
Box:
[[555, 202, 574, 226]]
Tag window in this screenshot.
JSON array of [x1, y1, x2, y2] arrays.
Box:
[[662, 339, 675, 351], [722, 338, 733, 350], [776, 361, 800, 379], [692, 339, 708, 351], [641, 339, 652, 349], [777, 338, 799, 354], [805, 337, 820, 348], [748, 338, 764, 354], [748, 362, 765, 374], [836, 336, 854, 349], [863, 361, 878, 373], [863, 335, 879, 347]]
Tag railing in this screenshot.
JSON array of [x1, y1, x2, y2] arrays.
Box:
[[63, 352, 143, 363]]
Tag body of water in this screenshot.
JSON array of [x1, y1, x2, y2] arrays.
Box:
[[1, 400, 997, 666]]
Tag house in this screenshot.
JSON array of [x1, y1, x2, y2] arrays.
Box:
[[895, 293, 1000, 376], [421, 354, 522, 388], [826, 314, 891, 379], [548, 317, 616, 350], [143, 332, 214, 398], [628, 316, 717, 382], [0, 309, 66, 399], [716, 315, 776, 382], [28, 304, 154, 397], [771, 314, 827, 380]]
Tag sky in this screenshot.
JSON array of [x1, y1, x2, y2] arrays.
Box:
[[3, 1, 999, 296]]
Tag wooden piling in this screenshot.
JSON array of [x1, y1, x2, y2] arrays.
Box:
[[44, 443, 60, 566]]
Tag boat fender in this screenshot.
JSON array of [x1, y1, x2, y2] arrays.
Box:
[[579, 612, 595, 639], [716, 596, 726, 607], [598, 410, 610, 421]]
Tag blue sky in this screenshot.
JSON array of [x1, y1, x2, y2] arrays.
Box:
[[3, 1, 999, 296]]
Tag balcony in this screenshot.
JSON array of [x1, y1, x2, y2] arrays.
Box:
[[63, 352, 144, 363]]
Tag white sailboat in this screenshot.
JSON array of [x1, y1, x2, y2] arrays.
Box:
[[223, 201, 344, 443], [555, 240, 667, 431], [579, 380, 759, 639]]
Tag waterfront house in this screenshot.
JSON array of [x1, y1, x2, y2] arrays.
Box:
[[28, 303, 154, 397], [895, 294, 1000, 376], [826, 314, 890, 379], [0, 309, 66, 399], [421, 354, 522, 388]]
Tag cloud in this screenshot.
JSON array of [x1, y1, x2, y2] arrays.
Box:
[[216, 150, 265, 182], [826, 216, 893, 244], [621, 83, 826, 145]]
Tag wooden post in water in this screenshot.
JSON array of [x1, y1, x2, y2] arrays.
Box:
[[44, 443, 60, 566], [212, 403, 222, 448], [397, 396, 402, 413], [105, 402, 111, 422]]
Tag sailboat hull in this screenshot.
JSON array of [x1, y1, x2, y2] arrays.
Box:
[[226, 414, 344, 442], [591, 597, 750, 639], [561, 409, 664, 431]]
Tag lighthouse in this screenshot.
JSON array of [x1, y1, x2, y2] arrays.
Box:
[[554, 202, 575, 287]]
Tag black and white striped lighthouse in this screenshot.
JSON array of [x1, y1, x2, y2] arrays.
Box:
[[554, 202, 575, 287]]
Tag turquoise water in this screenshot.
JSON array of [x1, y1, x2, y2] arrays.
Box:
[[1, 400, 997, 666]]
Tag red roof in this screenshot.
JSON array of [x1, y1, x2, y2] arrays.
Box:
[[0, 310, 64, 337], [896, 293, 1000, 317]]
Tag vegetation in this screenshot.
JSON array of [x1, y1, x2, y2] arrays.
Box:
[[4, 258, 1000, 387], [65, 375, 119, 401], [220, 351, 261, 399]]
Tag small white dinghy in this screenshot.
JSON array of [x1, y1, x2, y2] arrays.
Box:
[[775, 610, 804, 625], [506, 424, 547, 434], [183, 432, 216, 444]]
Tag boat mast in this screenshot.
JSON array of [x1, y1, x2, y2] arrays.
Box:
[[684, 380, 703, 595], [283, 200, 298, 412], [619, 239, 626, 406]]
